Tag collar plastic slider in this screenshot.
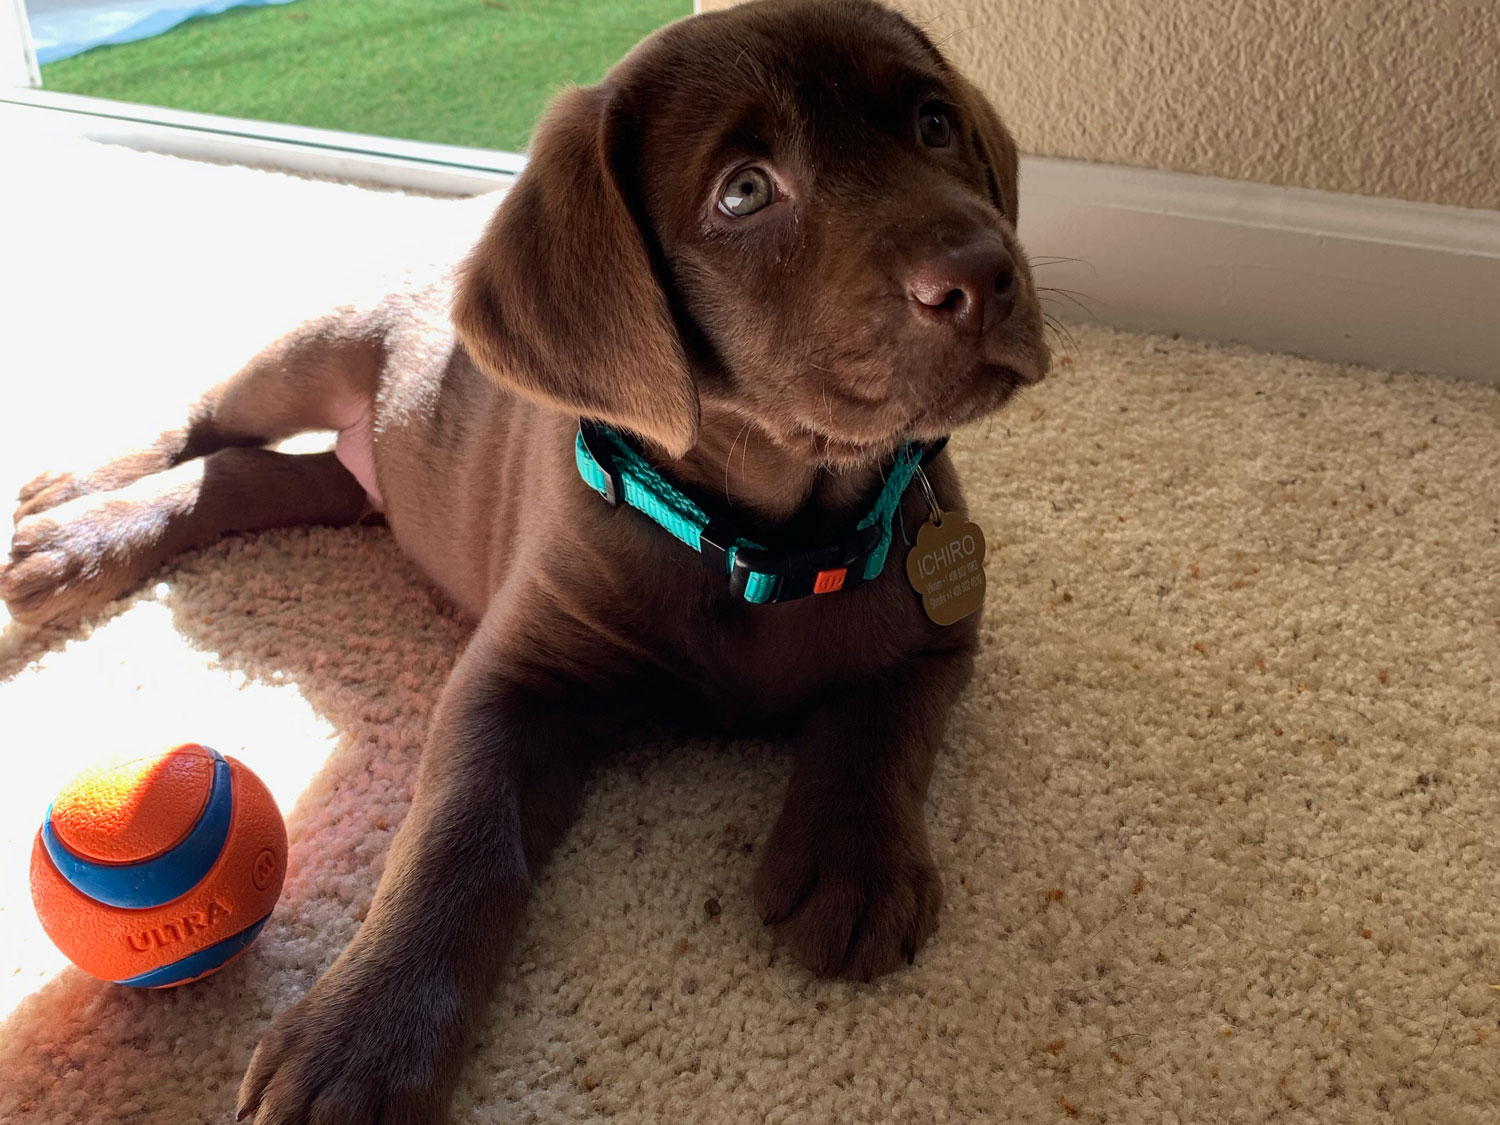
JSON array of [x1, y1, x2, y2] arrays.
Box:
[[578, 420, 624, 507]]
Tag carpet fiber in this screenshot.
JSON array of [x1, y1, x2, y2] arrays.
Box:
[[1, 134, 1497, 1124]]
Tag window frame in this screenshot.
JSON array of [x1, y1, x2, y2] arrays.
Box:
[[0, 2, 540, 194], [1, 88, 523, 194]]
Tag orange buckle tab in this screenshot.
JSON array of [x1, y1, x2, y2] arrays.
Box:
[[813, 568, 847, 594]]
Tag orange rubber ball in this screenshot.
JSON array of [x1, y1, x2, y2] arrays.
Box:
[[30, 743, 287, 987]]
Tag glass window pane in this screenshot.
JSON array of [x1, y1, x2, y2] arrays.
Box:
[[25, 0, 690, 152]]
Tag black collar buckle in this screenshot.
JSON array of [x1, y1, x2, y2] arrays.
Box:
[[705, 520, 883, 603]]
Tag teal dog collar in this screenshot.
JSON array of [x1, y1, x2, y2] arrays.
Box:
[[575, 420, 946, 605]]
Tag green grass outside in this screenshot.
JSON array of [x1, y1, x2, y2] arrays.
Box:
[[40, 0, 691, 152]]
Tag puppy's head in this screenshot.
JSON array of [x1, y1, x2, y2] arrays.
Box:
[[455, 0, 1049, 467]]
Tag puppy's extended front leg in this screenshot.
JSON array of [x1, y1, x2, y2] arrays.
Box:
[[237, 604, 592, 1125], [754, 643, 975, 981]]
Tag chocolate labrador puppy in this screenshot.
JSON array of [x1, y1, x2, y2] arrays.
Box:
[[3, 0, 1048, 1119]]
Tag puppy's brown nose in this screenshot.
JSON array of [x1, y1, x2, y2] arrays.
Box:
[[906, 243, 1017, 334]]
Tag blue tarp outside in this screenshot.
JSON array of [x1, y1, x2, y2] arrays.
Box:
[[28, 0, 300, 65]]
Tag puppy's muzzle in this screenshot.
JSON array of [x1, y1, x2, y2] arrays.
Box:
[[906, 241, 1039, 381]]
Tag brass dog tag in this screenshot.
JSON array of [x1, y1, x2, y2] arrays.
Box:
[[905, 514, 987, 626]]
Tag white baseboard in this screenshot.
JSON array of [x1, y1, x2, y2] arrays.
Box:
[[1018, 157, 1500, 384]]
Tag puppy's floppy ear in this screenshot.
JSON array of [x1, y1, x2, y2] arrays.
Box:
[[453, 85, 699, 458], [950, 72, 1022, 225]]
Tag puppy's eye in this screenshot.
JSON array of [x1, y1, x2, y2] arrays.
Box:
[[918, 105, 953, 148], [718, 167, 774, 217]]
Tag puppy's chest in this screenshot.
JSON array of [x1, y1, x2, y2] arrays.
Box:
[[687, 581, 927, 718]]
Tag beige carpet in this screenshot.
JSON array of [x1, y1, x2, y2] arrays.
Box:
[[2, 133, 1498, 1125]]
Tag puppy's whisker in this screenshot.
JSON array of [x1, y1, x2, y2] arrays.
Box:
[[1042, 309, 1077, 345], [1028, 255, 1101, 288], [1039, 308, 1085, 355], [1041, 311, 1081, 357], [1039, 284, 1098, 306], [723, 420, 753, 504], [1037, 286, 1098, 320], [930, 24, 980, 48]]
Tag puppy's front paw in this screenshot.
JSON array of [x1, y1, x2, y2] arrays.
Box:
[[753, 804, 943, 981], [3, 511, 105, 627], [238, 944, 464, 1124], [2, 496, 145, 627]]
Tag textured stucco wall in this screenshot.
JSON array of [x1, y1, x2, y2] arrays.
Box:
[[698, 0, 1500, 212]]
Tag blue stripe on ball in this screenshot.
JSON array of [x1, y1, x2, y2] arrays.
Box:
[[42, 749, 234, 910], [113, 911, 271, 987]]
